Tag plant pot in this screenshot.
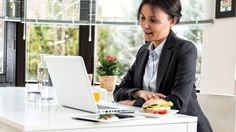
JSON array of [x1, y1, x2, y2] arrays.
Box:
[[99, 76, 117, 92]]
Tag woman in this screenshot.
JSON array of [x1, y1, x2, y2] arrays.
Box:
[[113, 0, 213, 131]]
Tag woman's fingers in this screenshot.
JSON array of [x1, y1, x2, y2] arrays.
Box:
[[137, 90, 167, 101], [147, 94, 153, 99], [144, 93, 166, 101], [155, 93, 167, 98], [152, 93, 159, 98], [143, 93, 156, 101], [142, 96, 149, 101]]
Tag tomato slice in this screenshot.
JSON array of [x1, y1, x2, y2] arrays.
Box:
[[152, 110, 168, 114], [152, 111, 159, 114], [158, 110, 168, 114]]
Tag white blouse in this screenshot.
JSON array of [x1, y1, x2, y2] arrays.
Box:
[[143, 39, 166, 92]]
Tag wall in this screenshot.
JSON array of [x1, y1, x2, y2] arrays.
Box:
[[201, 18, 236, 94]]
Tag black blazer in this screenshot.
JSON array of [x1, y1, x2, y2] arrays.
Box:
[[113, 31, 212, 132]]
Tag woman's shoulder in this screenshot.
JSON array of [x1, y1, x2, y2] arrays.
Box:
[[133, 42, 149, 58], [174, 36, 197, 51], [168, 31, 196, 50], [173, 37, 197, 59], [137, 42, 149, 52]]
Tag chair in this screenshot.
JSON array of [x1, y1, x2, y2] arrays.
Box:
[[197, 93, 236, 132]]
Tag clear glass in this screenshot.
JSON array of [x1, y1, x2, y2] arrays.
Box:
[[37, 55, 49, 85], [95, 25, 203, 87], [6, 0, 21, 18], [0, 21, 4, 74], [26, 83, 41, 102], [96, 0, 141, 22], [26, 24, 79, 81], [26, 0, 80, 20], [96, 0, 213, 23], [173, 25, 203, 88], [95, 25, 143, 82], [180, 0, 213, 21], [0, 0, 3, 16], [37, 54, 53, 100]]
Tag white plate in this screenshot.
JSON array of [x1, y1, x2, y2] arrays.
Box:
[[135, 109, 179, 118]]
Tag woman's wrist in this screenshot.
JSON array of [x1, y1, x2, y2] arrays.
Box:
[[133, 98, 145, 107], [134, 90, 142, 98]]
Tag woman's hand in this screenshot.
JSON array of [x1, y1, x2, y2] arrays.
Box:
[[118, 100, 136, 106], [134, 90, 166, 101]]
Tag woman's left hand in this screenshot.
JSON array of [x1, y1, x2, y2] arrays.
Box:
[[118, 100, 136, 106]]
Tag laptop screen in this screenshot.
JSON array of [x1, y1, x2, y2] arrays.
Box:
[[44, 56, 98, 113]]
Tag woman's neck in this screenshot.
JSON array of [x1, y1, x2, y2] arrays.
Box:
[[152, 37, 166, 48]]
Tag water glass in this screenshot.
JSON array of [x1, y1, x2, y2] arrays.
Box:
[[26, 84, 41, 102], [37, 55, 54, 101]]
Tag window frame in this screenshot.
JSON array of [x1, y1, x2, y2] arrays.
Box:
[[10, 0, 213, 87], [0, 21, 5, 74]]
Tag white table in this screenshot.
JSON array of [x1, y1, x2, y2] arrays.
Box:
[[0, 87, 198, 132]]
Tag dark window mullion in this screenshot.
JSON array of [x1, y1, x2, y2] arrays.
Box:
[[15, 22, 25, 86], [79, 0, 95, 74], [15, 0, 25, 86], [79, 25, 95, 74]]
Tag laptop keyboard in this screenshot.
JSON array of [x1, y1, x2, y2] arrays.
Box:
[[97, 104, 118, 109]]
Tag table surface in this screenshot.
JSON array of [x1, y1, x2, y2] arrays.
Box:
[[0, 87, 198, 131]]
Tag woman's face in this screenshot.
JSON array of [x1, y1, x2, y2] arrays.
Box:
[[139, 4, 176, 45]]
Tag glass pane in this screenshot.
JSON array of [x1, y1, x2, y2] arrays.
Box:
[[96, 0, 142, 22], [26, 0, 80, 20], [96, 25, 203, 87], [96, 0, 213, 23], [6, 0, 21, 18], [173, 25, 203, 88], [26, 24, 79, 81], [0, 0, 3, 16], [95, 25, 143, 82], [181, 0, 213, 21], [0, 21, 4, 74]]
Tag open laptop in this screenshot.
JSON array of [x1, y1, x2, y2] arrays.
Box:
[[44, 56, 134, 114]]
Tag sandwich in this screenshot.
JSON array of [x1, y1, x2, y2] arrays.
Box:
[[142, 98, 173, 114]]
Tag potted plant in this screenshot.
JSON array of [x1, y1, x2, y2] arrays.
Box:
[[96, 55, 120, 92]]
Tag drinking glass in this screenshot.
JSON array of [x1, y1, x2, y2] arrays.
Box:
[[37, 54, 54, 101]]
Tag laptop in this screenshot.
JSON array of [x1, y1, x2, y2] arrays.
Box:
[[44, 56, 134, 114]]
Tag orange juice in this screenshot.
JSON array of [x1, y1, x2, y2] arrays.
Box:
[[93, 91, 101, 103]]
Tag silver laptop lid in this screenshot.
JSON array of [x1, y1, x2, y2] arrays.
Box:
[[44, 56, 98, 113]]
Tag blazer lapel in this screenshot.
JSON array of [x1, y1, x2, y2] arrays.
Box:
[[156, 31, 175, 91], [135, 47, 149, 88]]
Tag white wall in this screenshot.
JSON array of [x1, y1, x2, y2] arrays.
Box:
[[201, 18, 236, 94]]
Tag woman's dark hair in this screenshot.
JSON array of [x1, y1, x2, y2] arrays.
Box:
[[137, 0, 182, 24]]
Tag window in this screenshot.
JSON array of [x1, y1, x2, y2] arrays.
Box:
[[96, 25, 143, 81], [26, 0, 80, 21], [181, 0, 213, 22], [95, 0, 213, 87], [0, 0, 213, 86], [25, 0, 85, 82], [6, 0, 21, 18], [96, 0, 141, 23], [0, 0, 3, 16], [95, 0, 142, 82], [26, 24, 79, 81], [0, 21, 3, 74], [173, 25, 203, 88]]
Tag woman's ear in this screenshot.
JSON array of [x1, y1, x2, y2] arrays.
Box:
[[170, 17, 177, 27]]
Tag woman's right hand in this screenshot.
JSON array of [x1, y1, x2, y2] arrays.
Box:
[[134, 90, 166, 101]]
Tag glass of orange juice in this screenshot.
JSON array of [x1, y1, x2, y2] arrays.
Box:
[[93, 91, 101, 103]]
